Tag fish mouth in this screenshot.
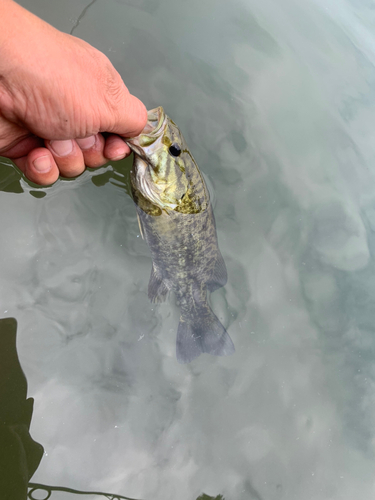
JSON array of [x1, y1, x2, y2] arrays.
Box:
[[125, 106, 166, 155]]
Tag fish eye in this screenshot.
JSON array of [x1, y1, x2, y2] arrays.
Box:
[[169, 143, 181, 157]]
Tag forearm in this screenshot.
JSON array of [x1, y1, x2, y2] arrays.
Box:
[[0, 0, 63, 125], [0, 0, 51, 74], [0, 0, 98, 139]]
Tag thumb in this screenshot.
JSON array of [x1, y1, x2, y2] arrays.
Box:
[[106, 88, 148, 138]]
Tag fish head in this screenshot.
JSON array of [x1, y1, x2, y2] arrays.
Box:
[[126, 107, 206, 213]]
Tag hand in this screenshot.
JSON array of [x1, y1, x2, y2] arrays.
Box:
[[0, 0, 147, 185]]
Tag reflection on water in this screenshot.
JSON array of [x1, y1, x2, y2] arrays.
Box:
[[1, 0, 375, 497], [0, 318, 43, 499]]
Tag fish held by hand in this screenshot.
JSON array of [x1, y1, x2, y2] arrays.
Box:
[[126, 106, 235, 363]]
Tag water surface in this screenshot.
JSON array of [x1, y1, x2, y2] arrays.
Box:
[[1, 0, 375, 498]]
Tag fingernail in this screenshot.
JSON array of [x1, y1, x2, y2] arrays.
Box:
[[33, 155, 51, 173], [50, 140, 73, 156], [110, 146, 128, 161], [76, 135, 96, 150], [111, 152, 127, 161]]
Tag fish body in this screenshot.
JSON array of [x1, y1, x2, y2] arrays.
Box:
[[126, 107, 234, 363]]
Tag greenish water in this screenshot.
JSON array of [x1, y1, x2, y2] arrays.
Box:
[[2, 0, 375, 498]]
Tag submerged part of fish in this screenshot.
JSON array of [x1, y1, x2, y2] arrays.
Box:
[[126, 107, 235, 363]]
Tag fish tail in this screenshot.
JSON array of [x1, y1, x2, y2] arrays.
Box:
[[176, 300, 235, 364]]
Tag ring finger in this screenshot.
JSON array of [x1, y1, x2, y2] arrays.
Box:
[[76, 133, 107, 168]]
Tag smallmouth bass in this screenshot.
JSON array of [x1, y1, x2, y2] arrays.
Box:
[[126, 107, 235, 363]]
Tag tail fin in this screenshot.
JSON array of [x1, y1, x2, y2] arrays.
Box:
[[176, 305, 235, 364]]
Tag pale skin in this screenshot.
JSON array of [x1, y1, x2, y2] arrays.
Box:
[[0, 0, 147, 185]]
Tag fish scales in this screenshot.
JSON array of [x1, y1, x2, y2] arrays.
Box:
[[126, 107, 235, 363]]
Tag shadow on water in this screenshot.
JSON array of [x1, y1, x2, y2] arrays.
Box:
[[0, 155, 133, 197]]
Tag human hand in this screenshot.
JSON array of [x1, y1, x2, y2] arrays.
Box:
[[0, 0, 147, 185]]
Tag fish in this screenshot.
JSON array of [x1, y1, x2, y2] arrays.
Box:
[[125, 106, 235, 363]]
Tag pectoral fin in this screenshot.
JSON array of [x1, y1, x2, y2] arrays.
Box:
[[136, 213, 145, 239], [148, 266, 168, 303]]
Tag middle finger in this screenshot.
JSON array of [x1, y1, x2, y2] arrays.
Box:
[[46, 139, 85, 178]]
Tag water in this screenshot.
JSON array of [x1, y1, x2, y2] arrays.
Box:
[[1, 0, 375, 498]]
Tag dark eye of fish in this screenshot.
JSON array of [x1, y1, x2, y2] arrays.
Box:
[[169, 143, 181, 157]]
